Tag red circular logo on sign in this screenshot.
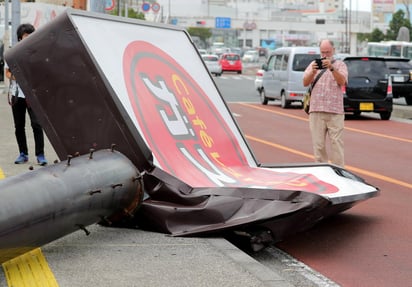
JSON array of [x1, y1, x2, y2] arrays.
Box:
[[122, 41, 338, 193], [152, 3, 160, 13], [123, 41, 250, 186]]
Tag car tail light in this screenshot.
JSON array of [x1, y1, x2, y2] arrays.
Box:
[[387, 76, 393, 94], [256, 70, 263, 77]]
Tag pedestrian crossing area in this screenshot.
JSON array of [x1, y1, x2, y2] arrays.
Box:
[[215, 74, 255, 81]]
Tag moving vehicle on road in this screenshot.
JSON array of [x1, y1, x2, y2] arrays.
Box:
[[383, 57, 412, 105], [197, 48, 207, 56], [259, 46, 320, 108], [220, 53, 242, 74], [343, 56, 393, 120], [242, 50, 259, 62], [202, 54, 222, 76]]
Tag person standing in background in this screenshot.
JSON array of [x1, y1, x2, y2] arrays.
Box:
[[302, 39, 348, 167], [5, 23, 48, 166]]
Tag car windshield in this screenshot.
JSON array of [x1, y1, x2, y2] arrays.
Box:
[[203, 56, 218, 62], [224, 54, 240, 61], [346, 59, 386, 77], [385, 60, 412, 70], [292, 54, 320, 71]]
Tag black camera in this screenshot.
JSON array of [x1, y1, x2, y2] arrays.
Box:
[[315, 58, 325, 70]]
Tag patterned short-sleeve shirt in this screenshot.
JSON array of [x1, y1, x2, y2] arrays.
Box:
[[304, 59, 348, 114]]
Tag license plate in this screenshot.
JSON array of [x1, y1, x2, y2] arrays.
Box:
[[360, 102, 374, 111], [229, 61, 234, 65], [393, 76, 404, 82]]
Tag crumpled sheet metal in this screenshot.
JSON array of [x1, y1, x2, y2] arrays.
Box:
[[135, 167, 331, 238]]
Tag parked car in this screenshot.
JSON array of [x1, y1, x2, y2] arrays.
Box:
[[220, 53, 242, 74], [202, 54, 222, 76], [383, 57, 412, 105], [242, 50, 259, 62], [259, 46, 320, 108], [343, 56, 393, 120]]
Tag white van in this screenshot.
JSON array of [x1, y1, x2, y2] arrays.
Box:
[[259, 46, 320, 108]]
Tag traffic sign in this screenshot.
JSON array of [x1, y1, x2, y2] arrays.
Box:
[[142, 2, 151, 12], [215, 17, 231, 29], [152, 2, 160, 13], [105, 0, 115, 11]]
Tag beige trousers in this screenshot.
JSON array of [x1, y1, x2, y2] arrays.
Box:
[[309, 112, 345, 167]]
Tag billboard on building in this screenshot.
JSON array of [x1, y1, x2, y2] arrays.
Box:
[[373, 0, 394, 13]]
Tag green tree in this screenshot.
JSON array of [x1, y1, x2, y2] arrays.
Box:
[[370, 28, 386, 42], [357, 28, 385, 44], [186, 27, 212, 48], [386, 10, 412, 40], [110, 8, 145, 20], [126, 9, 145, 20]]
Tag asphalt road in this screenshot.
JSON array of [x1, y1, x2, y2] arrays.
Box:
[[212, 70, 412, 286], [227, 101, 412, 287]]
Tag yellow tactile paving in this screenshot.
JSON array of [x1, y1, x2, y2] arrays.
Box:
[[1, 169, 58, 287], [2, 248, 58, 287]]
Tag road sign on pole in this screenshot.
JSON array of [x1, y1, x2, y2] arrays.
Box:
[[142, 2, 151, 12], [215, 17, 231, 29]]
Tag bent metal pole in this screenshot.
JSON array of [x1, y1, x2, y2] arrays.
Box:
[[0, 149, 144, 263]]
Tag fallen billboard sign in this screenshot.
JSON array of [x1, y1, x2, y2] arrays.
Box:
[[1, 9, 379, 262]]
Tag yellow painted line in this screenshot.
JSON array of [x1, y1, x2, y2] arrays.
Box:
[[345, 126, 412, 143], [246, 135, 412, 189], [239, 103, 307, 121], [0, 168, 59, 287], [239, 103, 412, 143], [247, 135, 312, 159]]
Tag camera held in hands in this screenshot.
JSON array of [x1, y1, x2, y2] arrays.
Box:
[[315, 58, 325, 70]]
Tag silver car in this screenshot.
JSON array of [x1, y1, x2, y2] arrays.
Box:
[[242, 50, 259, 62], [260, 46, 320, 108], [202, 54, 222, 76]]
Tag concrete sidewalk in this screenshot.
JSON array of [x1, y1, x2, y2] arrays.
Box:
[[0, 84, 294, 286]]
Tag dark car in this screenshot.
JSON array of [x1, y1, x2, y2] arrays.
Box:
[[343, 57, 393, 120], [383, 57, 412, 105], [219, 53, 242, 74]]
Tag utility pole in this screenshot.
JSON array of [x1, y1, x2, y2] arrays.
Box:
[[4, 0, 9, 49], [402, 0, 410, 21], [11, 0, 20, 46]]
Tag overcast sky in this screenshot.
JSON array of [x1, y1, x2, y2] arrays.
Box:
[[344, 0, 372, 12]]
